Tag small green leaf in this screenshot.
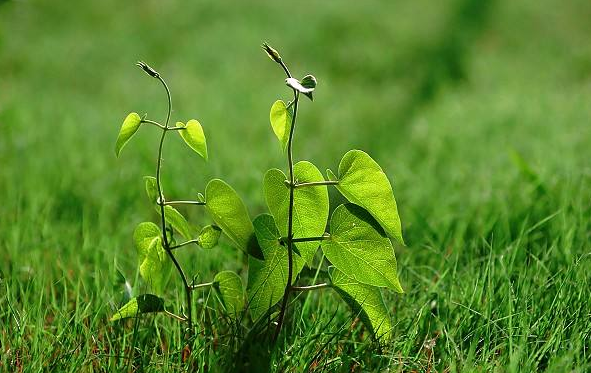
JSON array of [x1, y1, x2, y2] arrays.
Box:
[[285, 76, 316, 101], [269, 100, 292, 151], [330, 267, 392, 342], [143, 177, 192, 240], [133, 222, 170, 295], [115, 112, 142, 156], [198, 225, 222, 249], [205, 179, 262, 259], [144, 176, 158, 204], [178, 119, 208, 160], [247, 214, 304, 321], [323, 204, 403, 292], [110, 294, 165, 321], [328, 150, 404, 245], [213, 271, 244, 319], [264, 161, 329, 265]]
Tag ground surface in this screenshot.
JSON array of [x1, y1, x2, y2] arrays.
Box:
[[1, 0, 590, 371]]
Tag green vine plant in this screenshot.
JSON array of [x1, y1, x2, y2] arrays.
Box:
[[110, 62, 261, 336], [247, 43, 405, 343], [110, 46, 405, 346]]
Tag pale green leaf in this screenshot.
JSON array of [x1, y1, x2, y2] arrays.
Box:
[[263, 161, 329, 265], [115, 112, 142, 156], [133, 222, 170, 295], [330, 267, 392, 342], [110, 294, 165, 321], [143, 176, 192, 240], [178, 119, 208, 160], [205, 179, 262, 259], [269, 100, 292, 151], [144, 176, 158, 204], [213, 271, 244, 319], [328, 150, 404, 245], [198, 225, 222, 249], [247, 214, 304, 321], [323, 204, 403, 292]]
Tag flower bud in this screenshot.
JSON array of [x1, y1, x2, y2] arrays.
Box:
[[136, 61, 159, 78], [262, 42, 282, 64]]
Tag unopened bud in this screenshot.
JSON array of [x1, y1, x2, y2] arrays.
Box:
[[136, 61, 160, 78], [262, 42, 282, 64]]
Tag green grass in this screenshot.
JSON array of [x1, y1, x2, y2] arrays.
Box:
[[1, 0, 590, 371]]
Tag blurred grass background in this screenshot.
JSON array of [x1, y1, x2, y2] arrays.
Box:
[[1, 0, 590, 371]]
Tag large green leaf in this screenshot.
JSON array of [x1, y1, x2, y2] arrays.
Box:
[[263, 161, 329, 265], [323, 204, 403, 292], [110, 294, 165, 321], [205, 179, 262, 259], [246, 214, 304, 321], [213, 271, 245, 319], [327, 150, 404, 245], [115, 112, 142, 156], [178, 119, 208, 160], [133, 222, 170, 295], [329, 267, 392, 342], [269, 100, 292, 151]]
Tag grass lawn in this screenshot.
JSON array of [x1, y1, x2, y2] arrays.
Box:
[[1, 0, 590, 371]]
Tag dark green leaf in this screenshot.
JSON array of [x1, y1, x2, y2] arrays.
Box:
[[328, 150, 404, 245], [178, 119, 208, 160], [323, 204, 403, 292], [110, 294, 165, 321], [330, 267, 392, 342], [115, 112, 142, 156], [213, 271, 244, 319], [264, 161, 329, 265], [205, 179, 262, 259]]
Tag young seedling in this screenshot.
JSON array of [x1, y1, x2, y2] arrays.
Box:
[[111, 62, 258, 337], [248, 43, 405, 343]]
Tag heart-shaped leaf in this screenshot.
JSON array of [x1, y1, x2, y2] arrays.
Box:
[[323, 204, 403, 292], [110, 294, 165, 321], [178, 119, 208, 160], [247, 214, 305, 321], [329, 267, 392, 342], [213, 271, 245, 319], [269, 100, 292, 151], [198, 225, 222, 249], [328, 150, 404, 245], [205, 179, 262, 259], [263, 161, 329, 265], [133, 222, 170, 295], [115, 112, 142, 156]]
